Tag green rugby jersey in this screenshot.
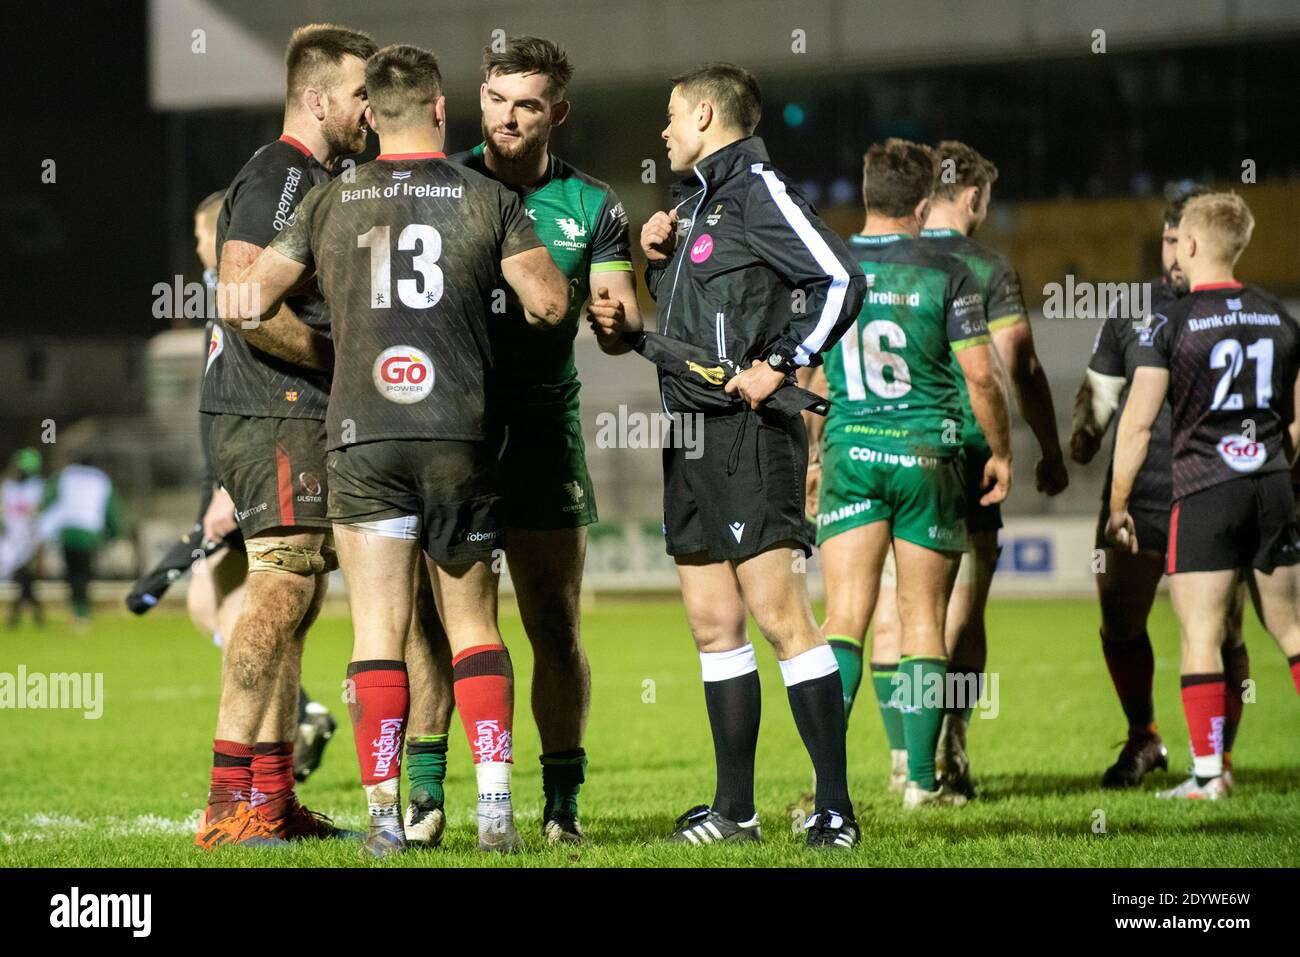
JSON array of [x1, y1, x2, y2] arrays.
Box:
[[823, 233, 987, 459], [921, 228, 1027, 450], [452, 144, 632, 422]]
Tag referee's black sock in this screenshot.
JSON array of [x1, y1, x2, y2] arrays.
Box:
[[781, 645, 853, 818], [700, 644, 761, 823]]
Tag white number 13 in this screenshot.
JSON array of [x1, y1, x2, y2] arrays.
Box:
[[357, 224, 444, 309]]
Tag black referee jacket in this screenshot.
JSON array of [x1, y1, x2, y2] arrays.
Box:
[[646, 136, 866, 414]]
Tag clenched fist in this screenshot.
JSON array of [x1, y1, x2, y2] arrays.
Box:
[[640, 209, 678, 262]]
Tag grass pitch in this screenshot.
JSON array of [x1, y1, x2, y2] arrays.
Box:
[[1, 596, 1298, 867]]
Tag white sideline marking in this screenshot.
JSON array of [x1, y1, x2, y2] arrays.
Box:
[[1, 806, 543, 843]]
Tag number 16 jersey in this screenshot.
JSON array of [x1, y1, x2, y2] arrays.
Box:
[[270, 151, 542, 451], [1135, 282, 1300, 500], [822, 233, 988, 460]]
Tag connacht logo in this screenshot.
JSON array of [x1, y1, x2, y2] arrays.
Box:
[[556, 217, 587, 241]]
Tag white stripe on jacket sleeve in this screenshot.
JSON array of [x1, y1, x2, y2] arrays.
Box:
[[752, 164, 850, 366]]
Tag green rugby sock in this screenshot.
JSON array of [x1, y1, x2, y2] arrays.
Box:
[[899, 656, 948, 790], [406, 734, 448, 805], [826, 635, 864, 718], [541, 748, 587, 819], [870, 661, 906, 750]]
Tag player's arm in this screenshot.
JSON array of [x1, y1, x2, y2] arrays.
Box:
[[220, 240, 332, 372], [1070, 310, 1128, 464], [955, 342, 1013, 504], [588, 270, 642, 355], [992, 319, 1067, 494], [985, 263, 1067, 494], [495, 184, 567, 328], [501, 247, 568, 328], [802, 365, 828, 517], [725, 175, 868, 408], [584, 189, 642, 355], [1108, 367, 1168, 551], [1289, 366, 1300, 460], [948, 270, 1012, 503]]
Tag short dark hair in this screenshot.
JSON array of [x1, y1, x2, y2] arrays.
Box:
[[365, 45, 444, 129], [194, 190, 224, 221], [863, 138, 937, 218], [483, 36, 574, 97], [670, 63, 762, 135], [1163, 180, 1214, 228], [931, 141, 998, 204], [285, 23, 377, 105]]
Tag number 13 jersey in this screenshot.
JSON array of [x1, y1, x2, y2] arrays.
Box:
[[270, 152, 542, 451], [822, 233, 988, 459], [1135, 282, 1300, 500]]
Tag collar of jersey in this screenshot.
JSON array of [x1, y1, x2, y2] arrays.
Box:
[[377, 151, 446, 160], [472, 142, 556, 196], [1191, 281, 1243, 292], [920, 227, 962, 238], [850, 232, 909, 245], [279, 134, 313, 158]]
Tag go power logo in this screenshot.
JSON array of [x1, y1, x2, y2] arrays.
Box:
[[1218, 434, 1266, 473], [373, 346, 433, 404]]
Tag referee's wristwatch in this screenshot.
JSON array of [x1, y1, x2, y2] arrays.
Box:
[[766, 347, 796, 373]]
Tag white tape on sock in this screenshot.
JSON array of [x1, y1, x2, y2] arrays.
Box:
[[778, 644, 839, 686], [699, 643, 758, 682]]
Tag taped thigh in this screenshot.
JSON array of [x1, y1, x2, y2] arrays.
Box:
[[244, 539, 329, 576]]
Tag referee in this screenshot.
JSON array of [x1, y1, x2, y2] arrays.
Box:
[[596, 63, 867, 849]]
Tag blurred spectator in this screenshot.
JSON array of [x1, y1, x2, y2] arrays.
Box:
[[39, 456, 124, 624], [1, 448, 46, 627]]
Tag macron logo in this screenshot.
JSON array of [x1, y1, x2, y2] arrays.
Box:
[[729, 522, 745, 543], [50, 887, 151, 937]]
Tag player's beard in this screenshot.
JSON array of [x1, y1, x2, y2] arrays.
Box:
[[481, 117, 548, 167], [1165, 268, 1190, 296], [322, 110, 368, 158]]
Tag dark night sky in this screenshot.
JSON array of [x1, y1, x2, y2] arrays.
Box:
[[2, 1, 165, 339]]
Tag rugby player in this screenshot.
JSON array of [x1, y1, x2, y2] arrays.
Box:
[[1071, 183, 1251, 789], [825, 142, 1063, 801], [401, 35, 640, 845], [608, 63, 868, 849], [197, 23, 376, 849], [123, 191, 340, 783], [807, 139, 1012, 808], [229, 44, 569, 854], [1108, 192, 1300, 800]]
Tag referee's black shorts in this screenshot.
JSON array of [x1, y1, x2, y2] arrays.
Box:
[[1168, 471, 1300, 574], [662, 408, 812, 562]]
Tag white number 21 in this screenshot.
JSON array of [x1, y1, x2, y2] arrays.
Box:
[[1209, 337, 1273, 411]]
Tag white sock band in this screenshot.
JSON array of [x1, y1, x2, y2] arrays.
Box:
[[700, 643, 758, 682], [778, 644, 839, 687], [476, 760, 512, 801], [1192, 751, 1223, 780]]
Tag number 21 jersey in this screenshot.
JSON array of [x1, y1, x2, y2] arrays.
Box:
[[270, 152, 542, 451], [1136, 283, 1300, 499]]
